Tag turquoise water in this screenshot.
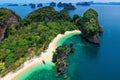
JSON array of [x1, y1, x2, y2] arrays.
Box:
[[17, 62, 57, 80], [59, 34, 100, 80], [16, 32, 99, 80], [0, 3, 63, 18], [1, 4, 120, 80], [16, 32, 81, 80], [57, 32, 81, 47]]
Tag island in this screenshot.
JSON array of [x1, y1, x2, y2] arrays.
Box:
[[72, 8, 103, 44], [57, 2, 66, 7], [22, 4, 27, 6], [52, 43, 74, 75], [57, 2, 76, 10], [64, 3, 76, 10], [37, 3, 43, 7], [29, 3, 36, 8], [8, 4, 18, 6], [0, 6, 103, 79], [49, 2, 56, 7], [0, 6, 77, 77], [76, 2, 91, 6]]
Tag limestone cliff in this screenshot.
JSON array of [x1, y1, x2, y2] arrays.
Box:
[[0, 8, 21, 41], [72, 8, 103, 44]]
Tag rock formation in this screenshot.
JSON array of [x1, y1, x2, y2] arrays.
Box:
[[29, 3, 36, 8], [72, 8, 103, 44], [0, 8, 21, 41], [52, 43, 74, 75]]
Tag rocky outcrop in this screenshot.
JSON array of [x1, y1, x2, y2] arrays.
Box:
[[0, 8, 21, 41], [73, 8, 103, 44], [57, 61, 67, 74], [52, 43, 74, 75], [70, 42, 74, 53], [82, 9, 103, 44], [72, 8, 103, 44], [82, 33, 100, 44]]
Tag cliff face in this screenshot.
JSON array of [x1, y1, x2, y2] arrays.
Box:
[[64, 3, 76, 10], [81, 8, 103, 44], [73, 8, 103, 44], [52, 43, 74, 75], [82, 33, 100, 44], [0, 8, 21, 41]]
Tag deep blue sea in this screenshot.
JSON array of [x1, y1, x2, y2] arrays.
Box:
[[1, 4, 120, 80]]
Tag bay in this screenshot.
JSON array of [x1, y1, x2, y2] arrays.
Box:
[[1, 4, 120, 80]]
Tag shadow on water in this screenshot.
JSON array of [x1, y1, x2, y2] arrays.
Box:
[[18, 34, 100, 80], [81, 45, 99, 60], [64, 34, 100, 60]]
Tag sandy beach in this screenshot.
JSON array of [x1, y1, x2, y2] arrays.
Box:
[[0, 30, 80, 80]]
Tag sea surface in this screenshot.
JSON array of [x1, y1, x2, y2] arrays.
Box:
[[1, 4, 120, 80]]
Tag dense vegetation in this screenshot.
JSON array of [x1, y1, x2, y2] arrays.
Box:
[[82, 8, 100, 36], [0, 8, 12, 25], [0, 8, 21, 41], [0, 7, 77, 76], [22, 6, 71, 26], [0, 8, 20, 27], [52, 43, 74, 76], [0, 6, 102, 76], [73, 8, 103, 43]]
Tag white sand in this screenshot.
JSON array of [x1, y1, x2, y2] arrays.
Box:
[[0, 30, 80, 80]]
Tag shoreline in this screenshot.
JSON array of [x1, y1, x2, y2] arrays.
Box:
[[0, 30, 81, 80]]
